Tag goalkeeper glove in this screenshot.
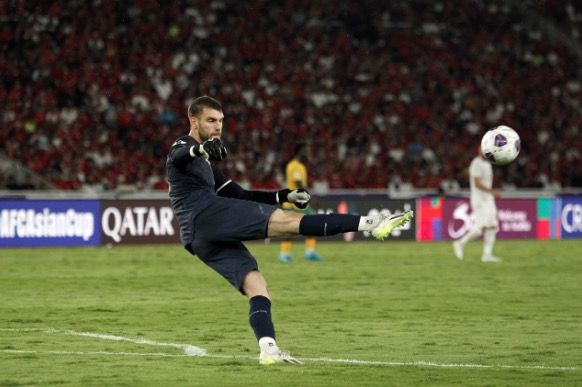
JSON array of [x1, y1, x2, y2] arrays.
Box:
[[277, 188, 311, 209], [192, 138, 227, 161]]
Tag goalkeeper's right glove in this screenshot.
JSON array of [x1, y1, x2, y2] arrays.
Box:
[[191, 138, 227, 161], [276, 188, 311, 209]]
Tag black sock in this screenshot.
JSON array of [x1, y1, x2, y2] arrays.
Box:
[[299, 214, 360, 236], [249, 295, 275, 340]]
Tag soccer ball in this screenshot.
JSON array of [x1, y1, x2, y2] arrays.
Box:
[[480, 125, 521, 165]]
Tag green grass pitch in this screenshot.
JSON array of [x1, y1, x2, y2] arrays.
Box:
[[1, 240, 581, 386]]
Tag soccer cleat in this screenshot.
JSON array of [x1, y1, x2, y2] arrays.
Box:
[[304, 251, 323, 261], [371, 210, 414, 240], [453, 241, 464, 260], [482, 255, 502, 263], [259, 349, 302, 365], [278, 254, 293, 263]]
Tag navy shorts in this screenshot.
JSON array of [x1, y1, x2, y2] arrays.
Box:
[[187, 196, 278, 293]]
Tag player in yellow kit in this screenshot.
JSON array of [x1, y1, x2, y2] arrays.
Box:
[[279, 142, 323, 263]]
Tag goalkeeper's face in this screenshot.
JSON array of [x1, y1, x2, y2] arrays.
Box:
[[192, 107, 224, 142]]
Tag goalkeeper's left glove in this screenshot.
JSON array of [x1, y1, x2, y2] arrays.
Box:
[[276, 189, 311, 209]]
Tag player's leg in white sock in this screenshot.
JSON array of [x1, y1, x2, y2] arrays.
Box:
[[453, 227, 482, 260], [358, 215, 381, 231], [458, 227, 482, 247], [482, 228, 497, 259]]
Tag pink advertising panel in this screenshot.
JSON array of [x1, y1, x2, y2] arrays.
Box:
[[442, 198, 537, 240]]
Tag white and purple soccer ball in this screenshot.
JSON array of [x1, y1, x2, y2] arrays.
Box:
[[480, 125, 521, 165]]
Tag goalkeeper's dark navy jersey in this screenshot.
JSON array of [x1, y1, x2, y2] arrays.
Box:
[[166, 135, 231, 246]]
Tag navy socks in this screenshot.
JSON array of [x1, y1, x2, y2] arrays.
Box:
[[249, 295, 275, 340], [299, 214, 360, 236]]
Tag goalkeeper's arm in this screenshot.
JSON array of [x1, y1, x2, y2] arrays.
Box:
[[217, 181, 311, 208], [170, 138, 227, 165]]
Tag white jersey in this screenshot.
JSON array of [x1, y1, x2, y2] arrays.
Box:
[[469, 155, 495, 210]]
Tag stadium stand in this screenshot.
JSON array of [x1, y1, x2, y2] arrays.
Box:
[[1, 1, 580, 192]]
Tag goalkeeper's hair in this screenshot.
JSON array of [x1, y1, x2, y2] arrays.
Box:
[[188, 96, 222, 118]]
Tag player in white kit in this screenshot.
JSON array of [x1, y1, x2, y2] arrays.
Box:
[[453, 148, 502, 263]]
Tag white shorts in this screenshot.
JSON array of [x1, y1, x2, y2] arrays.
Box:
[[472, 203, 498, 230]]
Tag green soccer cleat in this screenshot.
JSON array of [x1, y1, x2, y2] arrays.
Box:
[[259, 349, 302, 365], [371, 210, 414, 240]]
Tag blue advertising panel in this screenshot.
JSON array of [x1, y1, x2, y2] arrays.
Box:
[[560, 196, 582, 239], [0, 200, 101, 247]]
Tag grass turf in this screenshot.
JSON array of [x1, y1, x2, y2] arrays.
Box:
[[1, 240, 581, 386]]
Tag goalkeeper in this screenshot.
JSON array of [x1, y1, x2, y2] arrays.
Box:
[[278, 141, 322, 263], [166, 96, 413, 365]]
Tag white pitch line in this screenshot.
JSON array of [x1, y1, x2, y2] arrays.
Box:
[[0, 327, 578, 371], [1, 349, 190, 358], [0, 327, 206, 356], [302, 357, 579, 371], [1, 349, 578, 371]]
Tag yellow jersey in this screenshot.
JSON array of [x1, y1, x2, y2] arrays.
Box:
[[286, 158, 307, 190], [284, 158, 307, 210]]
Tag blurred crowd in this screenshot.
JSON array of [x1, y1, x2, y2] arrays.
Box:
[[1, 0, 581, 192]]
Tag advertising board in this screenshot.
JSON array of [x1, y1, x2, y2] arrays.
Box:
[[0, 200, 100, 247], [101, 200, 180, 245], [560, 196, 582, 239], [442, 198, 537, 240]]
